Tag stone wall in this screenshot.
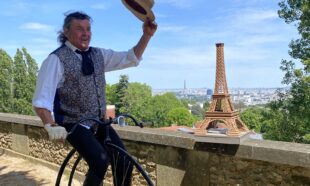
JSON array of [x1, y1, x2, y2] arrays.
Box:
[[0, 121, 12, 149], [209, 154, 310, 185], [0, 112, 310, 185], [27, 125, 72, 165]]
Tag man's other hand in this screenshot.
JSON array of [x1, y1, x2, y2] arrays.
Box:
[[44, 123, 67, 140]]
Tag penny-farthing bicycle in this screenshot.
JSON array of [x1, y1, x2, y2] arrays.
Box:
[[55, 114, 154, 186]]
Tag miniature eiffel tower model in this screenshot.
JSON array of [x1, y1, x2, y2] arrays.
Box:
[[195, 43, 249, 136]]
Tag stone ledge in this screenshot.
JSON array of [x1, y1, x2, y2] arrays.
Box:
[[237, 139, 310, 168], [114, 125, 196, 149], [117, 125, 310, 168], [0, 112, 42, 127], [1, 112, 309, 169]]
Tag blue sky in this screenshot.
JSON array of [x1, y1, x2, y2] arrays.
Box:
[[0, 0, 298, 89]]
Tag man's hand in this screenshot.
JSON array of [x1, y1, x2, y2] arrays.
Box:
[[143, 18, 157, 37], [44, 123, 67, 140]]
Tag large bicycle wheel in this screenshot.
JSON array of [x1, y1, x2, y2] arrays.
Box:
[[56, 146, 154, 186], [105, 143, 154, 186]]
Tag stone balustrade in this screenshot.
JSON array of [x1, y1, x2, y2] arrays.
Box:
[[0, 112, 309, 185]]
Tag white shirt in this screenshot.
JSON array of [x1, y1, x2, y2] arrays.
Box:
[[32, 41, 140, 112]]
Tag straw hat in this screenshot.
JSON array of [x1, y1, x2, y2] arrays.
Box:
[[121, 0, 155, 22]]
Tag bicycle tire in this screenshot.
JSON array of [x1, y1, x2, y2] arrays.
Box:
[[55, 148, 77, 186], [106, 143, 154, 186], [57, 147, 153, 186], [68, 154, 83, 186]]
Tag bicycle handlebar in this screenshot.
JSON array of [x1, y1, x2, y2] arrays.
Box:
[[67, 113, 143, 137], [116, 113, 144, 128]]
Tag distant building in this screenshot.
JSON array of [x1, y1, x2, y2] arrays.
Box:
[[207, 89, 213, 99], [106, 105, 115, 119]]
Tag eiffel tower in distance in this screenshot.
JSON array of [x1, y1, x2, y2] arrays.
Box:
[[195, 43, 249, 136]]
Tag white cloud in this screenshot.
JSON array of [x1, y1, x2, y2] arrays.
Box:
[[237, 34, 287, 46], [158, 25, 187, 33], [225, 8, 280, 35], [233, 9, 278, 23], [32, 38, 55, 44], [90, 3, 108, 10], [225, 45, 274, 64], [20, 22, 54, 32], [0, 1, 32, 16], [145, 46, 215, 68], [156, 0, 198, 8], [154, 13, 168, 19]]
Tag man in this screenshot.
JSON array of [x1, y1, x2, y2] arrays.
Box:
[[32, 11, 157, 186]]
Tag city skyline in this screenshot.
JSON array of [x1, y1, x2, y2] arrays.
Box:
[[0, 0, 298, 89]]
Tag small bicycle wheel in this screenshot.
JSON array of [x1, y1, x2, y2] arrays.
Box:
[[105, 143, 154, 186], [55, 149, 84, 186]]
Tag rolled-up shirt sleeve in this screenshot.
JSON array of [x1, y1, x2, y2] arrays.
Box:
[[32, 54, 63, 112], [102, 47, 141, 72]]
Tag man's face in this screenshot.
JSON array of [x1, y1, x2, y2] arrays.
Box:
[[64, 19, 92, 51]]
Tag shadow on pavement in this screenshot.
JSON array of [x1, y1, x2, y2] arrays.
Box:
[[0, 166, 49, 186]]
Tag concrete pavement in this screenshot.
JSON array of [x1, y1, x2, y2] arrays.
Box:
[[0, 153, 82, 186]]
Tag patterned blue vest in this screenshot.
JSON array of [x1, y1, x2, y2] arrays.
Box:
[[52, 45, 106, 124]]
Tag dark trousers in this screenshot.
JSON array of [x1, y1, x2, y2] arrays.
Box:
[[63, 123, 132, 185]]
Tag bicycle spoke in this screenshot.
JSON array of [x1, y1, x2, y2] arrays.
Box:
[[111, 150, 119, 186], [121, 157, 132, 186], [106, 143, 154, 186]]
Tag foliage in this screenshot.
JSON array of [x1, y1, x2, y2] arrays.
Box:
[[203, 101, 210, 111], [0, 49, 14, 112], [303, 133, 310, 144], [107, 76, 195, 128], [22, 47, 38, 103], [166, 107, 197, 127], [233, 101, 247, 111], [13, 49, 28, 100], [120, 82, 153, 123], [179, 98, 190, 108], [240, 107, 268, 133], [0, 48, 38, 115], [115, 75, 129, 115], [106, 83, 117, 105], [11, 98, 34, 115], [150, 92, 185, 127], [11, 48, 38, 115], [262, 0, 310, 143], [263, 91, 310, 142], [190, 104, 205, 119]]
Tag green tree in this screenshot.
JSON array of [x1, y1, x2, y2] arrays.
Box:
[[11, 48, 38, 115], [203, 101, 210, 111], [150, 92, 185, 127], [106, 83, 117, 105], [115, 75, 129, 115], [303, 134, 310, 144], [22, 47, 38, 103], [0, 49, 14, 112], [13, 49, 28, 100], [190, 104, 205, 119], [11, 99, 33, 115], [167, 107, 196, 127], [263, 0, 310, 143], [120, 82, 153, 122], [179, 98, 190, 108], [240, 107, 268, 133]]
